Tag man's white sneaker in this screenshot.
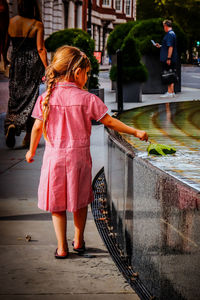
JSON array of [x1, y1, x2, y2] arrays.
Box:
[[160, 92, 175, 98]]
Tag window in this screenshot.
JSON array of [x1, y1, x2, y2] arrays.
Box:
[[125, 0, 131, 16], [115, 0, 122, 11], [96, 0, 100, 6], [102, 0, 111, 6]]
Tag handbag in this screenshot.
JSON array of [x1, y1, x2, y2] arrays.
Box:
[[161, 68, 178, 84]]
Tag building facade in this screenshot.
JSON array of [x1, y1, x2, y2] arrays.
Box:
[[88, 0, 136, 57], [7, 0, 136, 59]]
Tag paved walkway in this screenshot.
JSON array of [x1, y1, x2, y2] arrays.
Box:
[[0, 64, 200, 300], [0, 65, 139, 300]]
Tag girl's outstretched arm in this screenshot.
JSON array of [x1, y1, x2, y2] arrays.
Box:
[[26, 119, 43, 163], [100, 114, 148, 141]]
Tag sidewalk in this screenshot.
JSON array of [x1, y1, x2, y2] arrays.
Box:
[[0, 70, 139, 300], [0, 68, 200, 300]]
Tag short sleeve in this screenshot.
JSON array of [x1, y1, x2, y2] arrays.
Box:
[[89, 93, 108, 121], [31, 95, 43, 120], [166, 32, 175, 47]]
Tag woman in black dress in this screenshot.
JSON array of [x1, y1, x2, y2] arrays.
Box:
[[5, 0, 48, 148]]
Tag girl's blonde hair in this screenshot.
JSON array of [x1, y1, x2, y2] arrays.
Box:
[[42, 45, 91, 141]]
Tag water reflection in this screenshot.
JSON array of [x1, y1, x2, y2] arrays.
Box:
[[119, 101, 200, 191]]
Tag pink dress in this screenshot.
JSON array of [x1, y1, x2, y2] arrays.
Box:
[[32, 82, 108, 212]]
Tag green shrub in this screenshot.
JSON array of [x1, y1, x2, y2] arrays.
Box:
[[45, 29, 90, 52], [110, 64, 148, 83], [45, 29, 99, 89], [109, 36, 148, 83], [109, 65, 117, 82], [129, 18, 188, 56], [108, 18, 187, 83], [107, 21, 137, 55]]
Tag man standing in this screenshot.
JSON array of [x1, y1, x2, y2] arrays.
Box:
[[156, 20, 178, 98]]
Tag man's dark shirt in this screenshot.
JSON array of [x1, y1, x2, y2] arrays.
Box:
[[160, 29, 177, 63]]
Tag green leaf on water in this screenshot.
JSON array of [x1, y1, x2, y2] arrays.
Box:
[[147, 144, 176, 156]]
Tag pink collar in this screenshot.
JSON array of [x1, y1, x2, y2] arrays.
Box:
[[55, 82, 79, 88]]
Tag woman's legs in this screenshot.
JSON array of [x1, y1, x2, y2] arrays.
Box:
[[52, 211, 68, 256], [73, 206, 88, 248]]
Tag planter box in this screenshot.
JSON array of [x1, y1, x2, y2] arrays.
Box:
[[142, 55, 181, 94], [111, 81, 116, 90], [123, 82, 142, 103], [111, 54, 117, 65], [90, 88, 105, 125]]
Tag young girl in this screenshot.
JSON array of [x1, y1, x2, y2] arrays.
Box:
[[26, 45, 148, 259]]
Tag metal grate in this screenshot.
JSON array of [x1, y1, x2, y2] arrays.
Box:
[[91, 167, 154, 300]]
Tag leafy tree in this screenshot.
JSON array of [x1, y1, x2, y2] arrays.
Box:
[[155, 0, 200, 61], [107, 21, 137, 55], [129, 18, 187, 57], [45, 28, 99, 89], [137, 0, 200, 61], [136, 0, 160, 20], [109, 35, 148, 83]]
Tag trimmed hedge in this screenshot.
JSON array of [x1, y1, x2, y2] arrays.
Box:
[[109, 35, 148, 83], [128, 18, 188, 56], [107, 21, 137, 55], [45, 29, 99, 89], [108, 18, 187, 84]]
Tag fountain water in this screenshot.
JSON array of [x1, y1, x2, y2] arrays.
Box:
[[104, 100, 200, 299]]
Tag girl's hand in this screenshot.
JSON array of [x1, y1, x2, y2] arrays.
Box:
[[26, 151, 35, 163], [135, 130, 148, 141]]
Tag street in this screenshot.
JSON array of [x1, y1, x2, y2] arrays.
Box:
[[182, 65, 200, 88]]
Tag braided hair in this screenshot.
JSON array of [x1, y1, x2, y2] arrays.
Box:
[[42, 45, 91, 141]]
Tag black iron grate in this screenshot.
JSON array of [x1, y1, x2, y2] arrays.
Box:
[[91, 167, 154, 300]]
